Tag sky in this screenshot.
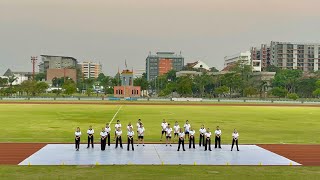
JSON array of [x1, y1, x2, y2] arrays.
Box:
[[1, 0, 320, 76]]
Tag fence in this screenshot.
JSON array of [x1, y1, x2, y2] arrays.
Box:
[[1, 96, 320, 104]]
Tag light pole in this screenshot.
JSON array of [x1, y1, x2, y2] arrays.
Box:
[[31, 56, 37, 80]]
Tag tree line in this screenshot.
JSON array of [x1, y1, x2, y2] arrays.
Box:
[[1, 63, 320, 99], [142, 64, 320, 99]]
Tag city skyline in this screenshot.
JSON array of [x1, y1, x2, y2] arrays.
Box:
[[1, 0, 320, 76]]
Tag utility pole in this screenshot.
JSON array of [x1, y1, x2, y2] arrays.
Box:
[[31, 56, 37, 80]]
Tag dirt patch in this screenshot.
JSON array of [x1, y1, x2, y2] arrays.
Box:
[[0, 143, 46, 165], [258, 144, 320, 166]]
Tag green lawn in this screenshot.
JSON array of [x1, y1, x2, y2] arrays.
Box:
[[0, 104, 319, 144], [0, 166, 320, 180], [1, 103, 319, 179]]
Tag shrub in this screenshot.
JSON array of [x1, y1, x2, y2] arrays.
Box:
[[287, 93, 299, 100]]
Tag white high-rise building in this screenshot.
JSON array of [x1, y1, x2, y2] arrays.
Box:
[[224, 51, 261, 72]]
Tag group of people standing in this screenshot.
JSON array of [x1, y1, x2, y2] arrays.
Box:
[[74, 119, 145, 151], [74, 119, 240, 152], [159, 119, 239, 151]]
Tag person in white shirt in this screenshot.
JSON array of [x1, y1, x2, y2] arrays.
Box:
[[177, 128, 186, 151], [136, 119, 142, 140], [231, 129, 239, 151], [137, 123, 145, 146], [199, 124, 206, 147], [127, 127, 135, 151], [105, 124, 111, 146], [189, 127, 196, 149], [183, 120, 191, 141], [114, 120, 121, 141], [173, 121, 180, 142], [127, 122, 133, 131], [214, 126, 222, 149], [204, 128, 212, 151], [160, 119, 168, 141], [74, 127, 81, 151], [87, 126, 94, 148], [100, 128, 107, 151], [165, 124, 173, 147], [115, 127, 123, 149]]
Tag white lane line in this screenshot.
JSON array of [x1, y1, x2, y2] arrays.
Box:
[[109, 105, 123, 126]]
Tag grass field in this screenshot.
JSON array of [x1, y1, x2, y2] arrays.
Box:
[[1, 103, 319, 179], [0, 166, 320, 180], [0, 104, 319, 143]]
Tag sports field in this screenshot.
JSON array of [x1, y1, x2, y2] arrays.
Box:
[[0, 103, 319, 143], [0, 102, 319, 179]]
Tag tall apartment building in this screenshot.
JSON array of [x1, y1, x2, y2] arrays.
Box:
[[146, 52, 184, 81], [270, 41, 319, 71], [251, 44, 271, 70], [38, 55, 78, 81], [78, 61, 102, 79], [224, 51, 261, 72], [251, 41, 320, 72]]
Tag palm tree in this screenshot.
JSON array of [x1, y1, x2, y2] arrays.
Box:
[[100, 76, 111, 95], [8, 76, 17, 87], [0, 77, 8, 87]]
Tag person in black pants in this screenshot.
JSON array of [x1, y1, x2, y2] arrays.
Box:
[[177, 128, 185, 151], [204, 128, 212, 151], [189, 127, 195, 149], [74, 127, 81, 151], [87, 125, 94, 148], [100, 128, 107, 151], [105, 124, 111, 146], [199, 124, 206, 147], [127, 127, 134, 151], [231, 129, 240, 151], [115, 127, 123, 149], [214, 126, 222, 149]]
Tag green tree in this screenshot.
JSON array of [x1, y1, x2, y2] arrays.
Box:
[[52, 77, 65, 87], [244, 87, 258, 97], [20, 80, 36, 96], [214, 86, 229, 97], [100, 76, 111, 95], [272, 69, 303, 93], [166, 70, 177, 82], [97, 73, 106, 82], [313, 88, 320, 98], [0, 77, 8, 87], [296, 77, 317, 98], [265, 65, 280, 72], [312, 80, 320, 98], [287, 93, 299, 100], [35, 73, 46, 81], [35, 82, 49, 95], [62, 80, 77, 95], [134, 77, 149, 91], [86, 87, 93, 96], [221, 73, 242, 97], [159, 82, 177, 97], [176, 76, 193, 97], [271, 87, 288, 98], [8, 75, 17, 86]]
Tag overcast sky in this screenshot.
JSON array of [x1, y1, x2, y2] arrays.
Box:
[[1, 0, 320, 76]]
